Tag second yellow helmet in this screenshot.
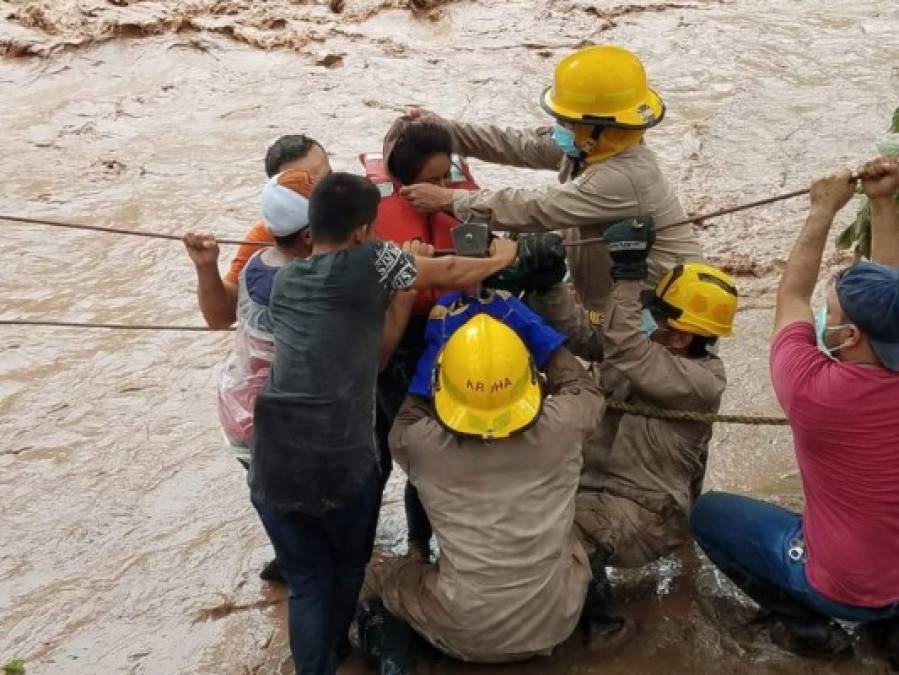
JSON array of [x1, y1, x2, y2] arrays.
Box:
[[652, 263, 738, 338]]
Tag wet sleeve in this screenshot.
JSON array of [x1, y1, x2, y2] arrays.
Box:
[[224, 222, 273, 286], [452, 164, 639, 233], [526, 284, 604, 362], [388, 396, 432, 473], [603, 280, 722, 409], [543, 347, 604, 435], [769, 322, 828, 415], [373, 241, 418, 294], [446, 121, 564, 170]]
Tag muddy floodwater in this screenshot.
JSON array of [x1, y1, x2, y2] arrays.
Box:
[[1, 0, 897, 673]]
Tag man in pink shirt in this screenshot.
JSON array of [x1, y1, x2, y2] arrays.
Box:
[[690, 156, 899, 661]]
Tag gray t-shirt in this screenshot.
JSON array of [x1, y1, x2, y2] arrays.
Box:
[[249, 240, 416, 514]]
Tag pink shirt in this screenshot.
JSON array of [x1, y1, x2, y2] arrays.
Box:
[[770, 322, 899, 607]]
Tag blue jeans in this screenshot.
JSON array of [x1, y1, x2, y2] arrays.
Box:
[[252, 472, 381, 675], [690, 491, 899, 623]]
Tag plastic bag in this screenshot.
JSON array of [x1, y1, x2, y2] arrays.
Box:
[[217, 264, 276, 447]]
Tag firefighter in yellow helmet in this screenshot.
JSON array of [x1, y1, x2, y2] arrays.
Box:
[[399, 44, 702, 325], [359, 313, 603, 669], [527, 218, 737, 644]]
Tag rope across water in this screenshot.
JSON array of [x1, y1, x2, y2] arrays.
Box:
[[0, 318, 789, 426], [1, 185, 811, 427]]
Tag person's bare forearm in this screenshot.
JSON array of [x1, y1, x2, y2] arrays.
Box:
[[380, 291, 417, 371], [413, 251, 514, 290], [195, 264, 237, 328], [440, 254, 510, 288], [778, 208, 834, 304], [871, 197, 899, 266]]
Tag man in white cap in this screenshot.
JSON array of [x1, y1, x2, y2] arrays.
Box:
[[215, 168, 320, 583]]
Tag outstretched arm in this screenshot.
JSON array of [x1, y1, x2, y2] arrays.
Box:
[[773, 169, 856, 337], [405, 108, 563, 169], [412, 237, 518, 290]]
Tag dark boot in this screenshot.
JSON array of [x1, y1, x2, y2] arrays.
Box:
[[707, 555, 852, 658], [356, 599, 416, 675], [862, 616, 899, 670], [580, 552, 631, 649], [259, 558, 285, 583], [766, 613, 852, 658]]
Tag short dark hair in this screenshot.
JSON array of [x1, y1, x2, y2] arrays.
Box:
[[265, 134, 321, 177], [386, 122, 453, 185], [309, 172, 381, 244]]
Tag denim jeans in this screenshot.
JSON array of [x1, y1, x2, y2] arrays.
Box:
[[252, 471, 381, 675], [690, 491, 899, 624]]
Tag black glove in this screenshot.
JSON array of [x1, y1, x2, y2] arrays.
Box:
[[516, 233, 568, 293], [483, 260, 529, 296], [603, 217, 656, 281]]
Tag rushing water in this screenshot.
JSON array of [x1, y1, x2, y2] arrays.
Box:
[[1, 0, 897, 672]]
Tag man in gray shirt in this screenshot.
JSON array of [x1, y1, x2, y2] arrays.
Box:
[[250, 172, 517, 675]]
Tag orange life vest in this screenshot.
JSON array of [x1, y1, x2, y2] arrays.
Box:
[[360, 152, 480, 314]]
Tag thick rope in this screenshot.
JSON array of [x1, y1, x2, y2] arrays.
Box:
[[563, 187, 811, 248], [0, 184, 817, 249], [606, 398, 787, 426], [0, 214, 270, 247], [1, 316, 788, 425], [0, 319, 233, 332]]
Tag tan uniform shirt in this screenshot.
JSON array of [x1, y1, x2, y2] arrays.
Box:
[[378, 348, 602, 662], [445, 122, 702, 315], [530, 281, 727, 566]]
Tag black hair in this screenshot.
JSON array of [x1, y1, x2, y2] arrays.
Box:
[[264, 134, 322, 178], [386, 122, 453, 185], [273, 231, 304, 249], [688, 335, 716, 359], [309, 172, 381, 244]]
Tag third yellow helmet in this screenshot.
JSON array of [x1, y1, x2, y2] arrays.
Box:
[[541, 45, 665, 129], [652, 263, 738, 338]]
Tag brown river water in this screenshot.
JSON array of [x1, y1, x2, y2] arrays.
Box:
[[1, 0, 897, 673]]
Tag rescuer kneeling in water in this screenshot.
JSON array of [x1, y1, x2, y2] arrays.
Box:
[[528, 217, 737, 644], [691, 157, 899, 660], [362, 117, 482, 561], [356, 312, 602, 672], [362, 118, 566, 561]]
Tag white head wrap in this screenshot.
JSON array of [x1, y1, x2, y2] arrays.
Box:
[[261, 174, 310, 236]]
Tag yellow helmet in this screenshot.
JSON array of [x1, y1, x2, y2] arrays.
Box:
[[541, 45, 665, 129], [652, 263, 738, 338], [433, 314, 542, 440]]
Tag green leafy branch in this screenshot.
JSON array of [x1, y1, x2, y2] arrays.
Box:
[[836, 106, 899, 259]]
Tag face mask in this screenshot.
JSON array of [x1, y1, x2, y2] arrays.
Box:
[[551, 124, 581, 158], [641, 308, 659, 338], [814, 305, 851, 358]]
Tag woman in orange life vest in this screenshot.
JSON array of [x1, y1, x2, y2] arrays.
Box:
[[362, 117, 480, 561]]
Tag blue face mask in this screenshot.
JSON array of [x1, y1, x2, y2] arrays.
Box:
[[815, 305, 850, 359], [551, 124, 581, 158], [641, 308, 659, 338]]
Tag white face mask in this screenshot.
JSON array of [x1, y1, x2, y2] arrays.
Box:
[[815, 305, 851, 359]]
